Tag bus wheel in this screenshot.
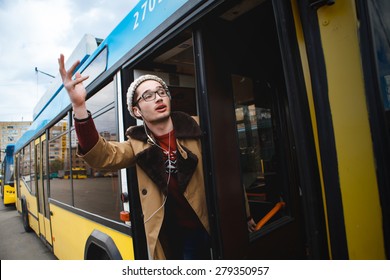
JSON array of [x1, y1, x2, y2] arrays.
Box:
[[22, 201, 32, 232]]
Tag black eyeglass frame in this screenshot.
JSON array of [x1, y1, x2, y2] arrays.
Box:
[[133, 88, 168, 105]]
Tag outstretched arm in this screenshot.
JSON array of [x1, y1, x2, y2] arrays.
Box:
[[58, 54, 99, 153], [58, 54, 89, 119]]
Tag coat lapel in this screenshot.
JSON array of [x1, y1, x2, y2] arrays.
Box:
[[136, 145, 168, 194], [176, 145, 198, 193]]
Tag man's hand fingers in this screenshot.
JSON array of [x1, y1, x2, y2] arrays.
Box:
[[74, 74, 90, 85], [58, 54, 66, 78], [58, 54, 81, 80], [68, 60, 81, 76]]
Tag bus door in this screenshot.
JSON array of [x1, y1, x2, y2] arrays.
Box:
[[35, 135, 53, 246], [197, 0, 320, 259]]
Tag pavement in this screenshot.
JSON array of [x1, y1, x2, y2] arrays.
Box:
[[0, 201, 57, 260]]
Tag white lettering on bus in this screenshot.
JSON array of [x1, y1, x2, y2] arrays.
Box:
[[133, 0, 163, 30]]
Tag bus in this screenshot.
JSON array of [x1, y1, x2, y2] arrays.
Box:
[[1, 144, 16, 205], [63, 168, 87, 180], [14, 0, 389, 260]]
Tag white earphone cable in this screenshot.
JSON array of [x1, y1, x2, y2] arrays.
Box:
[[142, 123, 173, 224]]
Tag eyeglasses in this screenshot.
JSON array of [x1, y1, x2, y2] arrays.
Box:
[[134, 88, 168, 105]]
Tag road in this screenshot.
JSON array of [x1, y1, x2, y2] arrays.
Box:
[[0, 202, 57, 260]]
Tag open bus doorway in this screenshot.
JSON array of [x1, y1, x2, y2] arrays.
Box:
[[197, 0, 310, 259]]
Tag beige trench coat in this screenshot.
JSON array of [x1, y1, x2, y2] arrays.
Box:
[[78, 112, 210, 259]]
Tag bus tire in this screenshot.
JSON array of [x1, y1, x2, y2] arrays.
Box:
[[21, 200, 32, 232]]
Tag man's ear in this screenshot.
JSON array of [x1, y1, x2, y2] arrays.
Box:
[[133, 106, 142, 118]]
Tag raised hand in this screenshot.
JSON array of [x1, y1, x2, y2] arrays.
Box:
[[58, 54, 89, 118]]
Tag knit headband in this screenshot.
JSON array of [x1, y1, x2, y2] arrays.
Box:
[[126, 74, 170, 119]]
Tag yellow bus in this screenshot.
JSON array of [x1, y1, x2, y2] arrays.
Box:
[[63, 168, 87, 180], [14, 0, 390, 259]]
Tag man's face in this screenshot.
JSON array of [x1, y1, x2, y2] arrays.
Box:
[[133, 80, 171, 123]]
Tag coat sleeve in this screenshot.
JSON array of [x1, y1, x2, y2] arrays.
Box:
[[77, 136, 136, 170], [74, 112, 100, 154]]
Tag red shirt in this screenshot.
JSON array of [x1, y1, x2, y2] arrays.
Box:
[[155, 131, 202, 230]]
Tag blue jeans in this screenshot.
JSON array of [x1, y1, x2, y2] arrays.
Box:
[[181, 228, 211, 260]]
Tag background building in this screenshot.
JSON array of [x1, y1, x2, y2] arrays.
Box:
[[0, 121, 32, 161]]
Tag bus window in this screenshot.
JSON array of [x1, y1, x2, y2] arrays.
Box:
[[49, 115, 72, 205], [72, 82, 122, 222], [42, 138, 50, 218], [21, 147, 29, 192], [86, 79, 115, 115], [21, 144, 34, 195], [30, 142, 36, 196]]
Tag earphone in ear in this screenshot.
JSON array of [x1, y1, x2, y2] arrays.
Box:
[[133, 107, 143, 118]]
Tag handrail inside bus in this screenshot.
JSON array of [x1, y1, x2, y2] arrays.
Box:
[[255, 201, 286, 231]]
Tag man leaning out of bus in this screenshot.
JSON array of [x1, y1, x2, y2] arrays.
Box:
[[58, 54, 256, 260]]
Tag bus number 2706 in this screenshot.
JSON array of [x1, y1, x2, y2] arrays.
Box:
[[133, 0, 164, 30]]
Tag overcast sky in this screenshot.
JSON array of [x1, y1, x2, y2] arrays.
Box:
[[0, 0, 138, 122]]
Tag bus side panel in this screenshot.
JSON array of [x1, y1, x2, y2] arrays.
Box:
[[49, 204, 134, 260], [44, 217, 53, 246], [38, 213, 45, 240], [19, 181, 39, 235]]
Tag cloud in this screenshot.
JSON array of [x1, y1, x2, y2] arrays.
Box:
[[0, 0, 137, 121]]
